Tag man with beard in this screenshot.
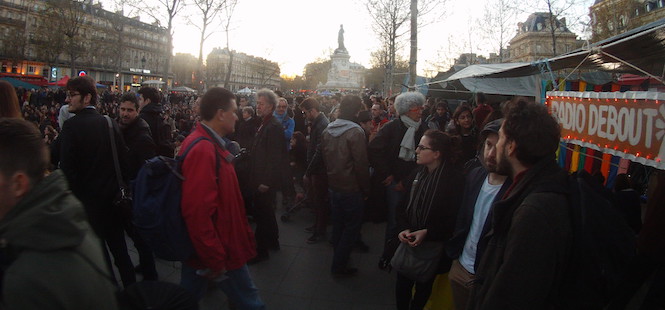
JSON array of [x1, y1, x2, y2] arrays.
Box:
[[117, 92, 158, 280], [446, 119, 511, 310], [467, 99, 572, 310]]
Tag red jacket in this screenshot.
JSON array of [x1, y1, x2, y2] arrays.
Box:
[[180, 125, 257, 272]]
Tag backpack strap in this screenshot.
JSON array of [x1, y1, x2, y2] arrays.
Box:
[[178, 136, 222, 184]]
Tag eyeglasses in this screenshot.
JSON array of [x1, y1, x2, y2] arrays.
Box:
[[66, 92, 81, 98], [416, 144, 433, 151]]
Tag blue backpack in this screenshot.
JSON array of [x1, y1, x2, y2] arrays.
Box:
[[132, 137, 219, 261]]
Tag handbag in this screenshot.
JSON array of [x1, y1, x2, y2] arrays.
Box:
[[390, 240, 444, 282], [104, 116, 132, 221]]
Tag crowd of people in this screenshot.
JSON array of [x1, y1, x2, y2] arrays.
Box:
[[0, 77, 663, 310]]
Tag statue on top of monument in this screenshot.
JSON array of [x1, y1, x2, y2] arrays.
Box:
[[338, 24, 345, 50]]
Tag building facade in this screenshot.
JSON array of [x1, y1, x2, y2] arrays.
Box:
[[0, 0, 172, 90], [507, 12, 583, 63], [590, 0, 665, 42], [206, 47, 281, 92]]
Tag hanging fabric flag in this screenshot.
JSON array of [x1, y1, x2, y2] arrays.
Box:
[[592, 151, 603, 174], [558, 142, 567, 168], [559, 79, 566, 91], [570, 145, 581, 173], [565, 143, 573, 171], [607, 156, 621, 189], [584, 148, 596, 173], [579, 81, 587, 92], [618, 158, 631, 175], [611, 83, 621, 92], [565, 81, 573, 91], [601, 153, 612, 185], [578, 147, 587, 172], [541, 80, 550, 100], [571, 81, 580, 91]]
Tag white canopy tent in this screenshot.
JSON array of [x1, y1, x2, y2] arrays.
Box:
[[237, 87, 252, 94], [429, 18, 665, 102], [171, 86, 196, 92], [437, 63, 543, 100], [142, 80, 165, 85]]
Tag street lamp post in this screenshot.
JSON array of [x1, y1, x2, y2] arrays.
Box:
[[141, 56, 146, 85]]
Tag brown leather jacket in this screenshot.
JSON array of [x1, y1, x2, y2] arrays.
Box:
[[322, 119, 370, 195]]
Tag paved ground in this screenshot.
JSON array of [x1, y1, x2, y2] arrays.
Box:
[[125, 203, 397, 309]]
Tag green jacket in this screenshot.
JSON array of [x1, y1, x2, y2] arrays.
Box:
[[0, 170, 118, 310]]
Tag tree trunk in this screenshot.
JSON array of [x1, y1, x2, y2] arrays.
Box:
[[409, 0, 417, 90], [164, 19, 174, 90]]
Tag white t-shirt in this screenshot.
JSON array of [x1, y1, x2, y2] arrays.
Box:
[[459, 176, 503, 274]]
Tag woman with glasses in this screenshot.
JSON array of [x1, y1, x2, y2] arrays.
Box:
[[394, 129, 464, 310], [369, 91, 428, 271]]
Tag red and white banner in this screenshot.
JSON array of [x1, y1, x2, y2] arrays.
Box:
[[547, 91, 665, 170]]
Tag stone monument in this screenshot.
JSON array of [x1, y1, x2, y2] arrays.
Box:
[[320, 24, 364, 90]]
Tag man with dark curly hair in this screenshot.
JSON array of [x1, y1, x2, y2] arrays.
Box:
[[468, 98, 572, 310]]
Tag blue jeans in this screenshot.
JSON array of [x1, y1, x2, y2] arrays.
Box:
[[384, 181, 406, 245], [329, 190, 365, 272], [180, 264, 265, 310]]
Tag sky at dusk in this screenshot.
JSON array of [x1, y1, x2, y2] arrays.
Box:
[[103, 0, 594, 76]]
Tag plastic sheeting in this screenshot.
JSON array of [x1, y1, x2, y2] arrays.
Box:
[[458, 74, 542, 98]]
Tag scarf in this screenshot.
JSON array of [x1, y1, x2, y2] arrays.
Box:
[[399, 115, 420, 161], [405, 162, 445, 228], [273, 110, 291, 127]]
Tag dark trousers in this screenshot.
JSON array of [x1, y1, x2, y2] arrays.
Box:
[[250, 190, 279, 256], [329, 190, 364, 272], [309, 174, 330, 235], [395, 272, 435, 310], [124, 220, 158, 281], [99, 222, 137, 287]]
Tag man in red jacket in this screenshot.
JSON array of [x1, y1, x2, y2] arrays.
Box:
[[179, 87, 265, 309]]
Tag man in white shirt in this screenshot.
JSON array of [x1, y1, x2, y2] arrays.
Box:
[[446, 119, 511, 310]]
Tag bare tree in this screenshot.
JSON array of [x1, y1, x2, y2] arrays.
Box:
[[221, 0, 238, 89], [2, 27, 29, 66], [303, 59, 332, 90], [480, 0, 517, 61], [39, 0, 86, 77], [365, 0, 445, 95], [129, 0, 186, 88], [189, 0, 226, 64]]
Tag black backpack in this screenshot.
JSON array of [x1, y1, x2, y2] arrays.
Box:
[[558, 170, 637, 309]]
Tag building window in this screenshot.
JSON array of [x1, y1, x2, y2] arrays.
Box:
[[646, 3, 652, 12], [659, 0, 664, 8], [28, 66, 36, 73]]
